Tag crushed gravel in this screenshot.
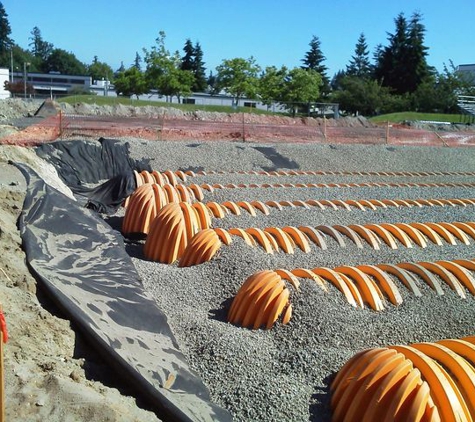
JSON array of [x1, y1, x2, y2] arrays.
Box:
[[116, 139, 475, 421]]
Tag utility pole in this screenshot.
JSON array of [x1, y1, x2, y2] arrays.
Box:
[[10, 49, 13, 83], [23, 62, 30, 99]]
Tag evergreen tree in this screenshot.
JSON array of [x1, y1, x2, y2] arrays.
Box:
[[374, 13, 409, 94], [405, 11, 433, 92], [374, 12, 432, 94], [301, 35, 329, 97], [0, 1, 13, 67], [372, 43, 384, 77], [181, 39, 194, 72], [133, 52, 142, 70], [346, 33, 371, 78], [192, 42, 207, 92], [29, 26, 53, 62], [115, 61, 126, 78], [331, 69, 347, 91], [180, 39, 207, 92]]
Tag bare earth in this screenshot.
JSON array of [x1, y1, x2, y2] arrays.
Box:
[[0, 147, 161, 421]]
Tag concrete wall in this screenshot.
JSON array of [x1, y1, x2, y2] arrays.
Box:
[[0, 68, 10, 99]]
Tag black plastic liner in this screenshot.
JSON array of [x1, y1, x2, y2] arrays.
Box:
[[78, 171, 137, 213], [16, 163, 231, 421], [35, 138, 150, 213], [35, 137, 151, 187]]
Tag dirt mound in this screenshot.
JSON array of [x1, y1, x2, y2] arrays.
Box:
[[0, 98, 42, 122], [0, 146, 161, 421], [407, 120, 475, 132], [57, 101, 376, 127]]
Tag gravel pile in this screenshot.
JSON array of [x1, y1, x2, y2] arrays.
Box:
[[0, 98, 42, 122], [114, 140, 475, 421]]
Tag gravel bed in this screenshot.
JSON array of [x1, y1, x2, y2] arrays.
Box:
[[119, 139, 475, 421]]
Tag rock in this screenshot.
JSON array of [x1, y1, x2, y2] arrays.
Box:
[[69, 369, 82, 382]]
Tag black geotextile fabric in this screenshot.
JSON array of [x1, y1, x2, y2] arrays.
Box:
[[77, 172, 137, 213], [35, 138, 151, 213], [16, 163, 232, 422]]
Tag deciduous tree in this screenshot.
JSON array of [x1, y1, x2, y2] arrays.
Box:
[[206, 71, 219, 94], [115, 61, 126, 78], [258, 65, 288, 108], [8, 45, 36, 73], [281, 67, 322, 116], [4, 79, 34, 96], [216, 57, 261, 106], [88, 56, 114, 83], [43, 48, 87, 75], [114, 66, 148, 98], [411, 61, 475, 113], [331, 76, 391, 116], [144, 31, 194, 101]]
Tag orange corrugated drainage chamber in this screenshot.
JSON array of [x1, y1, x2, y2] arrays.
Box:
[[134, 169, 188, 187], [143, 202, 222, 265], [122, 169, 204, 209], [122, 181, 205, 235], [330, 336, 475, 421], [227, 270, 299, 330]]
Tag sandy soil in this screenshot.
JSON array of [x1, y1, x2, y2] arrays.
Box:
[[0, 146, 161, 421]]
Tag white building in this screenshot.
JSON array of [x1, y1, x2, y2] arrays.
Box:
[[11, 71, 92, 97], [457, 64, 475, 85], [0, 68, 10, 99]]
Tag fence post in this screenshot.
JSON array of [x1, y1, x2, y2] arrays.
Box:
[[157, 110, 165, 141], [242, 112, 246, 142], [323, 115, 327, 142], [385, 121, 390, 144], [59, 110, 63, 139]]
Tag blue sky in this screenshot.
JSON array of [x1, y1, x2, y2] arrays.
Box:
[[4, 0, 475, 77]]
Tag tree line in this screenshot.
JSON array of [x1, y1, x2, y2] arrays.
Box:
[[0, 2, 473, 116]]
